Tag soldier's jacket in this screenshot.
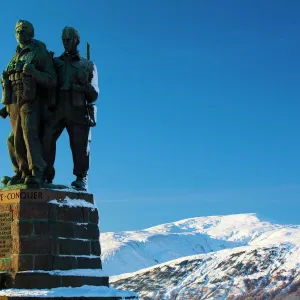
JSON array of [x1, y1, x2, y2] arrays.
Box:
[[54, 52, 99, 108], [2, 39, 56, 105]]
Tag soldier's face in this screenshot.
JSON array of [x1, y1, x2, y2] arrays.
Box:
[[15, 26, 31, 45], [62, 30, 77, 53]]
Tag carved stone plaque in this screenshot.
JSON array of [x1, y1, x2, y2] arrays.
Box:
[[0, 211, 12, 270]]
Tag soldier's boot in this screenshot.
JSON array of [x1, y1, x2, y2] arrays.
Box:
[[6, 172, 23, 186], [25, 169, 43, 187], [71, 176, 87, 191], [45, 167, 55, 184], [1, 176, 11, 186]]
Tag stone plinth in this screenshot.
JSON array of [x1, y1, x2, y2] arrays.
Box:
[[0, 188, 106, 289]]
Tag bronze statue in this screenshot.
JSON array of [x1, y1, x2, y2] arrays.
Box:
[[43, 26, 99, 191], [0, 107, 19, 186], [1, 20, 56, 186]]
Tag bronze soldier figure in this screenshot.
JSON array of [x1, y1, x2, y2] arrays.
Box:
[[1, 20, 57, 186], [43, 26, 99, 191], [0, 107, 19, 186]]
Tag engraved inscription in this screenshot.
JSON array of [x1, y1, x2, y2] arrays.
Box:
[[0, 191, 44, 203], [0, 212, 12, 259], [0, 192, 20, 203], [20, 191, 43, 200]]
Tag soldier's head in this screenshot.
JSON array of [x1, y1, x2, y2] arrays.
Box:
[[15, 20, 34, 46], [62, 26, 80, 54]]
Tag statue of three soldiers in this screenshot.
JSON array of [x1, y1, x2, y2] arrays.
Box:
[[0, 20, 99, 191]]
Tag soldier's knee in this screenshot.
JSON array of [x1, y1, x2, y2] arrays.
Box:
[[22, 126, 39, 139], [6, 132, 14, 147]]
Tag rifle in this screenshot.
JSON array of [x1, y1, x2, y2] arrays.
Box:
[[85, 42, 96, 128], [86, 42, 90, 60]]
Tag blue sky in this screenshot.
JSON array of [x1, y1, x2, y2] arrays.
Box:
[[0, 1, 300, 231]]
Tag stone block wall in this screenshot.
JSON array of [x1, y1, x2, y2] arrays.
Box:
[[0, 189, 102, 273]]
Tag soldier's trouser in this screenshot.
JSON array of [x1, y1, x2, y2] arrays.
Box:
[[43, 100, 90, 181], [9, 101, 46, 176], [68, 122, 90, 178], [6, 131, 21, 173]]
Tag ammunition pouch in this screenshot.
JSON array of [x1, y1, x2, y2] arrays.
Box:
[[1, 79, 12, 105], [9, 72, 37, 104]]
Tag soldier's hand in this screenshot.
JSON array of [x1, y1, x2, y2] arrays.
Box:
[[0, 107, 8, 119], [23, 63, 36, 76], [77, 69, 89, 85]]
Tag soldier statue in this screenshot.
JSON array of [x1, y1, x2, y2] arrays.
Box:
[[43, 26, 99, 191], [1, 20, 57, 186], [0, 106, 19, 186]]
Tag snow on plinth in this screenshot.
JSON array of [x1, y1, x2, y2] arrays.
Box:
[[19, 269, 109, 277], [0, 285, 138, 299], [49, 197, 96, 209]]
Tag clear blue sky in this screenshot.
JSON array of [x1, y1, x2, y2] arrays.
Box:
[[0, 0, 300, 232]]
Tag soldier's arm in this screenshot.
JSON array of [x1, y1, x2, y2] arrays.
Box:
[[32, 50, 57, 88], [85, 62, 99, 103]]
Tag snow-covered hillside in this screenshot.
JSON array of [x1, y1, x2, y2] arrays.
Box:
[[111, 244, 300, 299], [101, 213, 300, 276], [101, 213, 300, 299]]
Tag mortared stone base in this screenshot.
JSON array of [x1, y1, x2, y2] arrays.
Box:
[[0, 272, 109, 289], [0, 188, 107, 289]]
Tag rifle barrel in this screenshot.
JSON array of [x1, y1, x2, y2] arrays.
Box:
[[86, 42, 90, 60]]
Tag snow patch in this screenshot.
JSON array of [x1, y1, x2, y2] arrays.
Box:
[[0, 285, 138, 298], [49, 197, 95, 209], [19, 269, 109, 277]]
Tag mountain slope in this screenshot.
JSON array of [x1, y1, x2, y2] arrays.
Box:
[[110, 243, 300, 299], [101, 213, 300, 276]]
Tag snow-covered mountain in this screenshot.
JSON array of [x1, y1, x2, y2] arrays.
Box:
[[111, 244, 300, 299], [101, 213, 300, 275], [101, 213, 300, 299]]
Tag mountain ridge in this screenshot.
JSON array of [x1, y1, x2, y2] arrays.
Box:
[[101, 213, 300, 277]]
